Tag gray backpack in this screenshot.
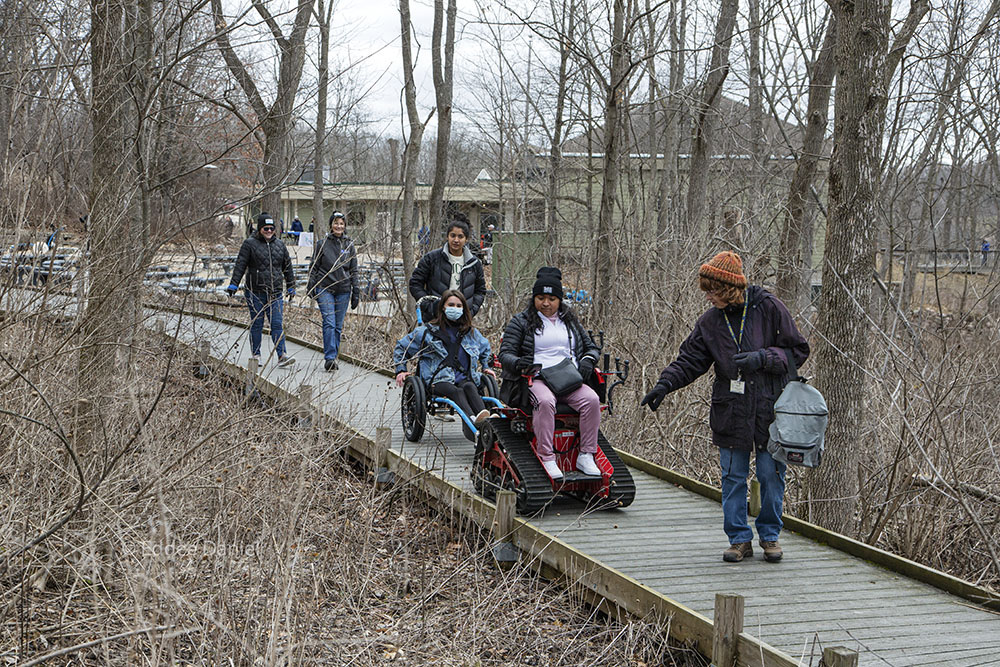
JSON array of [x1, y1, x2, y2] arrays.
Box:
[[767, 357, 828, 468]]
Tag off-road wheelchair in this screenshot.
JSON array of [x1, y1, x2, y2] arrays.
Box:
[[471, 335, 636, 515]]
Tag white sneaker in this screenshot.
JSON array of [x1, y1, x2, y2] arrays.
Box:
[[473, 409, 491, 425], [541, 459, 563, 480], [576, 452, 601, 476]]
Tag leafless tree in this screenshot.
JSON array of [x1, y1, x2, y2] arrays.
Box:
[[399, 0, 430, 318], [211, 0, 314, 217], [427, 0, 458, 240], [684, 0, 739, 236], [808, 0, 893, 532]]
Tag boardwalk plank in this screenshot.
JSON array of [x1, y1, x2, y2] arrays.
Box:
[[156, 310, 1000, 667]]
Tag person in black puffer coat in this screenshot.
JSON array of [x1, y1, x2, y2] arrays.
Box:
[[226, 212, 297, 366], [409, 217, 487, 318], [498, 267, 603, 480], [307, 211, 360, 372], [641, 251, 810, 564]]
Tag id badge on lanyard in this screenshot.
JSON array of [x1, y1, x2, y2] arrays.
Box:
[[726, 300, 749, 395]]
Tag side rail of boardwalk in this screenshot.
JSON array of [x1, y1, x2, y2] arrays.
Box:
[[167, 301, 1000, 614], [153, 309, 806, 667]]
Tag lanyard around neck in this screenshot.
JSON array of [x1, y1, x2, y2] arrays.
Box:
[[724, 300, 748, 352]]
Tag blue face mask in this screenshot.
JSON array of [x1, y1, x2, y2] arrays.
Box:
[[444, 306, 464, 321]]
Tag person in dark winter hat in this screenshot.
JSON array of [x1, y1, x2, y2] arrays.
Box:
[[226, 212, 297, 367], [532, 266, 564, 300], [641, 251, 809, 564], [307, 210, 360, 371], [498, 267, 603, 480]]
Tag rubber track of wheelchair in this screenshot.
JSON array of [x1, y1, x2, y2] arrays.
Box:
[[98, 303, 1000, 666]]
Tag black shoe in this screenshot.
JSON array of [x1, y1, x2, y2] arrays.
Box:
[[324, 359, 335, 372]]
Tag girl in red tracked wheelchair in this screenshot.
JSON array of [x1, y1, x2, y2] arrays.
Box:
[[497, 267, 602, 480], [393, 290, 496, 442]]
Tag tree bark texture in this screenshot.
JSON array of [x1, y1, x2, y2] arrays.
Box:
[[809, 0, 891, 533], [80, 0, 140, 457], [428, 0, 457, 241], [594, 0, 627, 322], [400, 0, 425, 318], [313, 0, 333, 238], [545, 0, 576, 263], [684, 0, 738, 237], [774, 18, 837, 310], [211, 0, 313, 218]]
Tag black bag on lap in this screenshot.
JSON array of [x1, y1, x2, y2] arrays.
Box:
[[538, 358, 583, 396]]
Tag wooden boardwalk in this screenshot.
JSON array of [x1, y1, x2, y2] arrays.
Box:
[[155, 307, 1000, 667]]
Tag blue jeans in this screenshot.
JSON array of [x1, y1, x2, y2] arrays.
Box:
[[245, 291, 286, 358], [315, 290, 350, 360], [719, 447, 786, 544]]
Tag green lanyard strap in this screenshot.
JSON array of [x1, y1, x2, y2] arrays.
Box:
[[723, 300, 748, 352]]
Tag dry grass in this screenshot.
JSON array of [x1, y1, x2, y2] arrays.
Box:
[[0, 315, 702, 666]]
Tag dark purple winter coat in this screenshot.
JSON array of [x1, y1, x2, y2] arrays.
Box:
[[655, 285, 810, 451]]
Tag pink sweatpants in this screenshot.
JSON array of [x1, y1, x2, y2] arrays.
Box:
[[529, 380, 600, 461]]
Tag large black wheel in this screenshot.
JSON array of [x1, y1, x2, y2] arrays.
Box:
[[401, 375, 427, 442], [480, 373, 500, 399]]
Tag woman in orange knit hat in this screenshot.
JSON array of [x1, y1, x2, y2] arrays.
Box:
[[641, 251, 810, 563]]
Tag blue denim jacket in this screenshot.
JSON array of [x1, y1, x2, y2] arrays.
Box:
[[393, 323, 492, 386]]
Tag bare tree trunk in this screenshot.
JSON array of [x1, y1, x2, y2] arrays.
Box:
[[545, 0, 575, 263], [78, 0, 140, 458], [312, 0, 334, 239], [594, 0, 627, 322], [400, 0, 427, 318], [211, 0, 313, 217], [684, 0, 738, 236], [809, 0, 892, 533], [774, 18, 837, 310], [659, 0, 685, 266], [746, 0, 764, 251], [428, 0, 456, 240]]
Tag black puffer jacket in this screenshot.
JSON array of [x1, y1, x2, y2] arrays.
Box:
[[498, 305, 601, 406], [409, 245, 487, 314], [655, 285, 810, 451], [229, 234, 295, 296], [307, 233, 359, 298]]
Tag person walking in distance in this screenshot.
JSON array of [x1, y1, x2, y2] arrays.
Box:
[[640, 251, 809, 563], [226, 213, 297, 367], [307, 211, 360, 372]]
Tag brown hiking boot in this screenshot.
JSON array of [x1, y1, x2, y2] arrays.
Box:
[[759, 540, 783, 562], [722, 542, 753, 562]]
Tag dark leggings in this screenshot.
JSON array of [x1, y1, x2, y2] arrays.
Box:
[[432, 380, 486, 442]]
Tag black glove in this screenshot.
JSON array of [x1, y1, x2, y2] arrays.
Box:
[[351, 292, 360, 310], [579, 357, 595, 381], [733, 350, 766, 373], [516, 355, 535, 374], [640, 382, 669, 411]]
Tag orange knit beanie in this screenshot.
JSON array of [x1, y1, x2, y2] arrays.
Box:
[[699, 251, 747, 289]]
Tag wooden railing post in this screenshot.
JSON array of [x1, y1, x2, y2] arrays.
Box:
[[194, 340, 211, 379], [712, 593, 744, 667], [245, 356, 258, 395], [749, 479, 761, 517], [491, 490, 519, 567], [297, 384, 313, 426], [373, 427, 394, 488], [821, 647, 859, 667]]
